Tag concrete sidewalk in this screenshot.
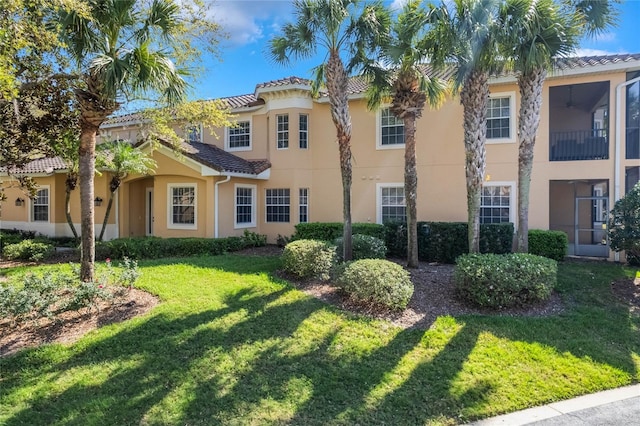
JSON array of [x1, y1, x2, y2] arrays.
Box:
[[468, 384, 640, 425]]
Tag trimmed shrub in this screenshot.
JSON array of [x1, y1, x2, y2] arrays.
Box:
[[337, 259, 413, 309], [528, 229, 568, 261], [454, 253, 557, 309], [2, 240, 54, 261], [294, 222, 385, 241], [281, 239, 337, 280], [384, 222, 514, 263], [334, 234, 387, 261], [95, 233, 266, 260], [609, 183, 640, 265]]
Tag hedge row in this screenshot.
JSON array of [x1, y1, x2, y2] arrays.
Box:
[[294, 222, 385, 241], [96, 231, 266, 260], [385, 222, 514, 263]]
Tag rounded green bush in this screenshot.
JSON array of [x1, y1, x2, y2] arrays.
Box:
[[282, 239, 337, 281], [334, 234, 387, 261], [454, 253, 557, 309], [2, 240, 54, 261], [337, 259, 413, 309]]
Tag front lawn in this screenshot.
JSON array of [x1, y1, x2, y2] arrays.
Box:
[[0, 255, 638, 425]]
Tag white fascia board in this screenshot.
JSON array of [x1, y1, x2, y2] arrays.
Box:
[[255, 84, 312, 97]]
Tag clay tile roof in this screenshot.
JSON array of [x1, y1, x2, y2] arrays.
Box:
[[1, 156, 68, 174], [553, 53, 640, 70], [255, 76, 311, 89], [221, 94, 261, 109], [160, 139, 270, 175]]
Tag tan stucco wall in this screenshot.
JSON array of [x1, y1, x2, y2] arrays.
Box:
[[86, 64, 640, 255]]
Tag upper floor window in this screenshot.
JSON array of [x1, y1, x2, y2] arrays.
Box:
[[378, 108, 404, 149], [266, 188, 290, 222], [227, 121, 251, 151], [377, 184, 406, 224], [32, 188, 49, 222], [486, 92, 515, 143], [277, 114, 289, 149], [187, 124, 202, 143], [299, 114, 308, 149], [168, 184, 196, 228], [480, 183, 514, 224]]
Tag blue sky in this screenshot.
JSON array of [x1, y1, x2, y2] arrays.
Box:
[[189, 0, 640, 101]]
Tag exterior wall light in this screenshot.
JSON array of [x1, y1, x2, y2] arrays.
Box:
[[94, 197, 103, 207], [15, 198, 25, 207]]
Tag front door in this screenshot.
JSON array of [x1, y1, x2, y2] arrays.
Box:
[[145, 188, 153, 236]]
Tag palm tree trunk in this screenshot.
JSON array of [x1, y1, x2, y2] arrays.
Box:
[[516, 67, 546, 253], [78, 122, 97, 282], [325, 50, 353, 261], [99, 190, 115, 242], [64, 173, 79, 239], [460, 70, 489, 253], [404, 114, 419, 267]]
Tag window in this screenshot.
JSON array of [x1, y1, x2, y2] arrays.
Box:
[[299, 114, 308, 149], [299, 188, 309, 223], [480, 184, 514, 224], [378, 108, 404, 148], [486, 92, 515, 142], [227, 121, 251, 150], [266, 188, 290, 222], [169, 185, 196, 228], [235, 184, 256, 228], [277, 114, 289, 149], [187, 124, 202, 143], [377, 184, 406, 224], [32, 188, 49, 222]]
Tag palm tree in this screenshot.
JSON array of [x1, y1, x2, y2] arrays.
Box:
[[54, 134, 81, 239], [57, 0, 188, 281], [500, 0, 617, 252], [269, 0, 389, 261], [428, 0, 502, 253], [96, 141, 156, 242], [360, 0, 446, 267]]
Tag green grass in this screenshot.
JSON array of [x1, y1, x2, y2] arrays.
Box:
[[0, 255, 638, 425]]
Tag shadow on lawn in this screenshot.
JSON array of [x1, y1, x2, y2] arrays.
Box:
[[1, 257, 638, 425]]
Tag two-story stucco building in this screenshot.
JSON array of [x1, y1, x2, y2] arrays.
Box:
[[2, 53, 640, 260]]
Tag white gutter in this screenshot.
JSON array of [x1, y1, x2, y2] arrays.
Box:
[[214, 175, 231, 238], [613, 75, 640, 261], [615, 75, 640, 201]]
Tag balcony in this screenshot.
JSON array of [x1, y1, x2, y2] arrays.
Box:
[[549, 129, 609, 161]]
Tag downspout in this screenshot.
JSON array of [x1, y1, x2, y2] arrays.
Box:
[[613, 75, 640, 261], [214, 175, 231, 238]]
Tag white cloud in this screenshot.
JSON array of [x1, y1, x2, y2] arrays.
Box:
[[594, 32, 617, 43], [390, 0, 408, 11], [211, 0, 294, 46], [572, 48, 620, 57]]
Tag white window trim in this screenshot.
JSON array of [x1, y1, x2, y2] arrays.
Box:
[[487, 91, 516, 144], [187, 123, 203, 143], [299, 113, 309, 149], [299, 187, 309, 223], [29, 185, 50, 223], [481, 181, 517, 225], [167, 183, 197, 230], [265, 188, 291, 223], [276, 114, 289, 150], [376, 183, 405, 224], [225, 119, 252, 152], [376, 107, 405, 150], [234, 184, 257, 229]]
